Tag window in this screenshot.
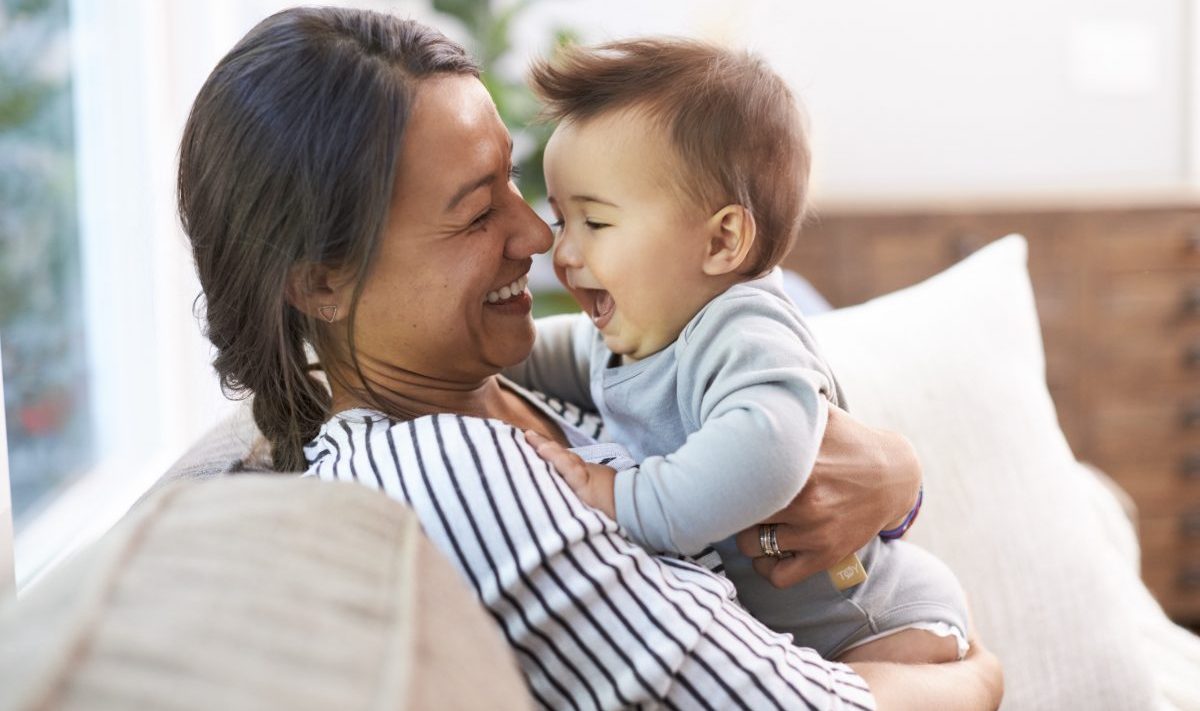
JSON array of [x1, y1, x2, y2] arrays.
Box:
[[5, 0, 240, 591], [0, 0, 92, 532]]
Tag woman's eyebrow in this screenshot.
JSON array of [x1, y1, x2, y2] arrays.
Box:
[[445, 137, 515, 213], [445, 174, 494, 212]]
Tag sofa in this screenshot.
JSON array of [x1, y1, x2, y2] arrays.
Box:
[[1, 235, 1198, 710]]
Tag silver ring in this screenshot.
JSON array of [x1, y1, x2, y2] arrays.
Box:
[[759, 523, 783, 558]]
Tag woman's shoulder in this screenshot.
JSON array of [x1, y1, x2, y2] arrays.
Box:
[[304, 408, 547, 486], [307, 408, 529, 455]]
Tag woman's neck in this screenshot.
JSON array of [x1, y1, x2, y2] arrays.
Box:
[[329, 370, 507, 421], [323, 357, 569, 445]]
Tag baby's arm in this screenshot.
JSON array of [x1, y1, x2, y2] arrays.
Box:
[[618, 299, 834, 555], [502, 313, 596, 410]]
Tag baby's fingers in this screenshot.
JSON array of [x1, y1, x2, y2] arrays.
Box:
[[524, 430, 588, 488]]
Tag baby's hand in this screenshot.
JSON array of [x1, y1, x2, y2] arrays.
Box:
[[524, 430, 617, 519]]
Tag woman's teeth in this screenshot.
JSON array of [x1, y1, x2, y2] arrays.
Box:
[[485, 274, 528, 304]]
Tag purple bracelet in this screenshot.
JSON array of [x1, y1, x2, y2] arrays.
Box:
[[879, 485, 923, 540]]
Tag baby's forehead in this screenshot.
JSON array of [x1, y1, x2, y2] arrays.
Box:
[[551, 108, 706, 193], [553, 105, 661, 147]]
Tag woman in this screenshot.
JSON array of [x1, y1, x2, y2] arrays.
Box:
[[178, 7, 1001, 709]]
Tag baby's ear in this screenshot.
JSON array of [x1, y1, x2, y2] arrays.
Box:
[[284, 260, 354, 323], [701, 205, 756, 276]]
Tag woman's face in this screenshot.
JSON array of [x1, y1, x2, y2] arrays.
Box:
[[349, 75, 552, 385]]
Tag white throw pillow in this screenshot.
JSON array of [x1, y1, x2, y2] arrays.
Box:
[[808, 235, 1164, 711]]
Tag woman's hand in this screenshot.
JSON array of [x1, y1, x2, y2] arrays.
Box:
[[525, 430, 618, 519], [734, 406, 922, 588]]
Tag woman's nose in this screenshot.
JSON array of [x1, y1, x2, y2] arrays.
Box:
[[505, 199, 554, 260]]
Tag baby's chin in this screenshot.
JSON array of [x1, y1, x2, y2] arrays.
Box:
[[601, 329, 673, 364]]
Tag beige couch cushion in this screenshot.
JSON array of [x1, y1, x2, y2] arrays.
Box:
[[809, 235, 1183, 710], [0, 475, 530, 711]]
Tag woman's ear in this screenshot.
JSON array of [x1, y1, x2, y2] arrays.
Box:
[[701, 205, 757, 276], [285, 261, 352, 323]]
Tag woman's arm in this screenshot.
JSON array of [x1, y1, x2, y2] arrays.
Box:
[[735, 405, 923, 587], [852, 631, 1004, 711]]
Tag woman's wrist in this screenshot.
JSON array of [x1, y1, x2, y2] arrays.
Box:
[[877, 428, 923, 531], [879, 485, 923, 540]]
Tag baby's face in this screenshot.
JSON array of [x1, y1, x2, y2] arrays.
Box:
[[544, 110, 717, 362]]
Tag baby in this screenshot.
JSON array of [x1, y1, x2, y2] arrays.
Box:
[[512, 38, 968, 664]]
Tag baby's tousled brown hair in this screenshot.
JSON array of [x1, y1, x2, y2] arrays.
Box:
[[529, 37, 810, 275]]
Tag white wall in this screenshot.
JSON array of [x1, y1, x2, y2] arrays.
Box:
[[511, 0, 1191, 200]]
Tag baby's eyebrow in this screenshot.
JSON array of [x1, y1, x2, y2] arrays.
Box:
[[570, 195, 619, 208]]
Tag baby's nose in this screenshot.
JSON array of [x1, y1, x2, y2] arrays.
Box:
[[553, 230, 581, 268]]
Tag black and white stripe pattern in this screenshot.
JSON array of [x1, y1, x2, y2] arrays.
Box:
[[529, 391, 606, 442], [304, 411, 875, 710]]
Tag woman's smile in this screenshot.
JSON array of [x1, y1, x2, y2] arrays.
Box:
[[485, 273, 529, 304]]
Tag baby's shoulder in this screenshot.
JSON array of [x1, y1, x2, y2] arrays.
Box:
[[681, 280, 806, 345]]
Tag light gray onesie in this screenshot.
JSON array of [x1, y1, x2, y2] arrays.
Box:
[[508, 268, 968, 658]]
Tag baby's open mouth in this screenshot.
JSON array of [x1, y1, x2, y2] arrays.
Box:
[[582, 288, 615, 330]]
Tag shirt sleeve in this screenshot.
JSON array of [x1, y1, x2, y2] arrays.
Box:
[[502, 313, 596, 411], [311, 413, 874, 710], [614, 294, 834, 556]]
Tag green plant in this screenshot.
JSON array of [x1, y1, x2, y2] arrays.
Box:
[[432, 0, 575, 207]]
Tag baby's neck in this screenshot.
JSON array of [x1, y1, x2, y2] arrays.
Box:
[[619, 269, 762, 366]]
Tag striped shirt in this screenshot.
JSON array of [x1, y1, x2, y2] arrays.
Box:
[[302, 389, 875, 710]]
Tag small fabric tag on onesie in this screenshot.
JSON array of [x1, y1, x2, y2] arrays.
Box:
[[828, 552, 868, 590]]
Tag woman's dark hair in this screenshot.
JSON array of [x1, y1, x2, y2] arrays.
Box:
[[178, 7, 479, 471]]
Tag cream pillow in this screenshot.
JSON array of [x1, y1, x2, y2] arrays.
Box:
[[809, 235, 1164, 710], [0, 476, 531, 711]]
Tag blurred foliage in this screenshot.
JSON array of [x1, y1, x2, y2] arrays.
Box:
[[531, 289, 580, 319], [0, 0, 77, 325], [432, 0, 575, 206]]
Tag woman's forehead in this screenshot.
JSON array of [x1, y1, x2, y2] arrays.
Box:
[[395, 76, 509, 208]]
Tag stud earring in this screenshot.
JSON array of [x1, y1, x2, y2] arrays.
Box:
[[319, 305, 338, 323]]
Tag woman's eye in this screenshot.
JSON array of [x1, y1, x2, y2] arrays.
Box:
[[584, 219, 610, 230], [469, 208, 494, 231]]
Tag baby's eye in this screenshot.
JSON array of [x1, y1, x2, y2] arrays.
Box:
[[508, 165, 522, 183]]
